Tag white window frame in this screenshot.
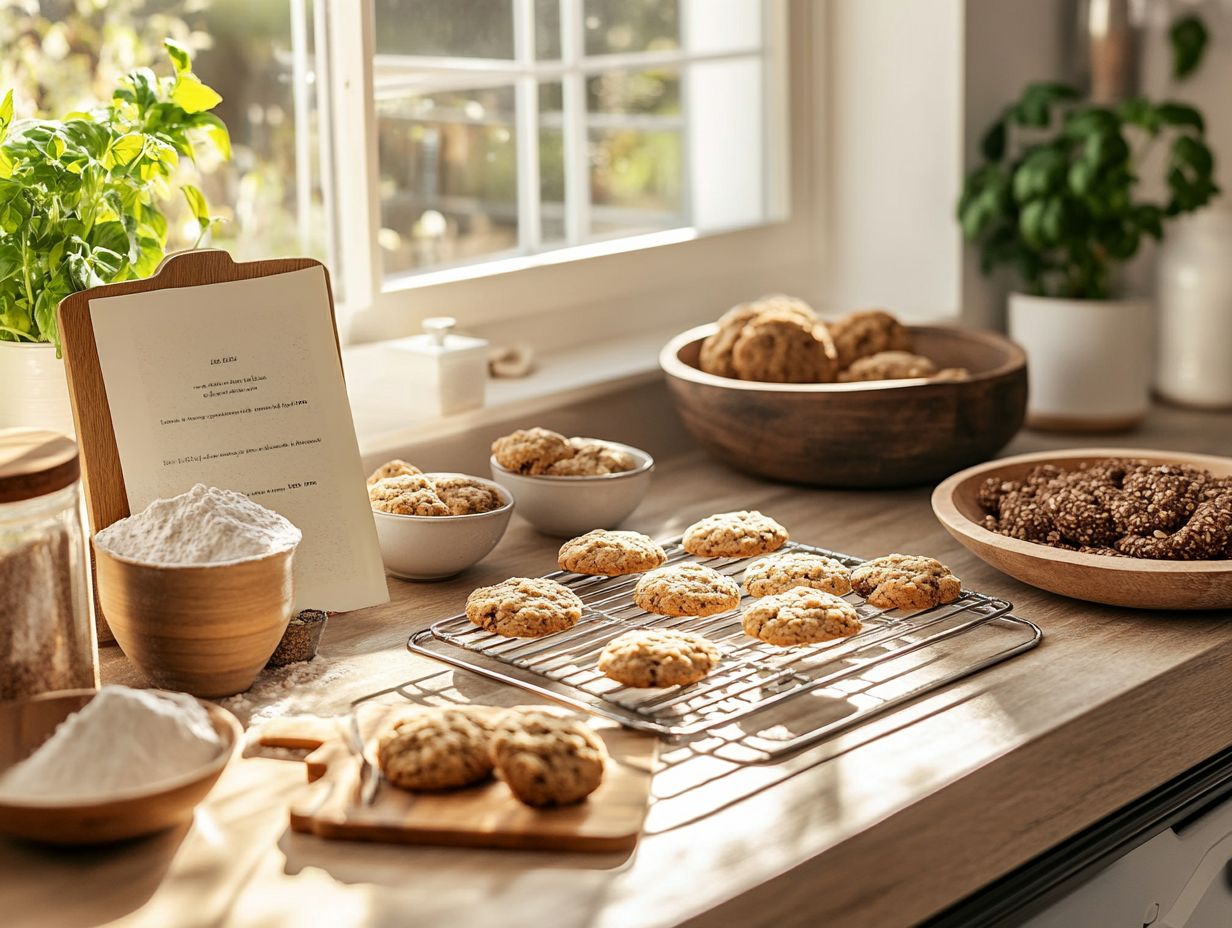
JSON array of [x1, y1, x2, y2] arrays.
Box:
[[322, 0, 824, 349]]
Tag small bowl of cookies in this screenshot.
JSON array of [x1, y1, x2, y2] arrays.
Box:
[[660, 296, 1028, 488], [367, 460, 514, 580], [488, 428, 654, 537]]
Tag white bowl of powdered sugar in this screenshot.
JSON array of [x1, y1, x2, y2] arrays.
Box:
[[0, 685, 241, 844], [93, 484, 303, 698]]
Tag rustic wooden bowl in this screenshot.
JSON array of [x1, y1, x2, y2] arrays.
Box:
[[94, 544, 296, 697], [932, 448, 1232, 610], [0, 689, 240, 844], [660, 324, 1028, 487]]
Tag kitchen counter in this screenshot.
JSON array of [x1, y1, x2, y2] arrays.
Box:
[[5, 403, 1232, 928]]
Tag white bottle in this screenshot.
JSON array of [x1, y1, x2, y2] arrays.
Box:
[[386, 317, 489, 416], [1156, 208, 1232, 409]]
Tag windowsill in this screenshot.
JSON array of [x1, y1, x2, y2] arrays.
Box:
[[344, 324, 682, 459]]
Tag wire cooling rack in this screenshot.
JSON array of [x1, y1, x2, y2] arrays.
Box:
[[408, 540, 1042, 757]]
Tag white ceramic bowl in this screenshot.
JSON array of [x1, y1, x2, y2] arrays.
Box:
[[489, 442, 654, 537], [372, 473, 514, 580]]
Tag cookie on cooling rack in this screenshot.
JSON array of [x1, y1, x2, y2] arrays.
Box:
[[741, 587, 863, 647], [632, 563, 741, 617], [490, 710, 608, 807], [743, 551, 852, 598], [557, 529, 667, 576], [682, 510, 789, 558], [465, 577, 584, 637], [850, 554, 961, 611], [598, 629, 720, 688]]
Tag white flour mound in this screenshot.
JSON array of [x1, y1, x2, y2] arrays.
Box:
[[220, 656, 352, 725], [94, 483, 301, 566], [0, 685, 223, 800]]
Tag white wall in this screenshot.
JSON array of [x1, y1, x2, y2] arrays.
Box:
[[822, 0, 965, 322]]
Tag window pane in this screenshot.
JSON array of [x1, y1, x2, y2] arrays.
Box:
[[539, 83, 566, 246], [589, 128, 683, 235], [377, 86, 520, 275], [0, 0, 328, 266], [587, 68, 681, 117], [374, 0, 515, 59], [583, 0, 680, 56], [535, 0, 563, 60]]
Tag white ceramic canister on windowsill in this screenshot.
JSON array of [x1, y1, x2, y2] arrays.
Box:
[[1155, 207, 1232, 409]]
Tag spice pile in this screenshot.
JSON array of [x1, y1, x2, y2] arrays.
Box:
[[979, 459, 1232, 560]]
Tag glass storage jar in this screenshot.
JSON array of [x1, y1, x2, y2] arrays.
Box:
[[0, 428, 98, 700]]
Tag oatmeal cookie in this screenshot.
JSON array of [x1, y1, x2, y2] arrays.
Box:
[[491, 427, 575, 475], [432, 475, 505, 515], [743, 551, 852, 597], [827, 309, 913, 370], [731, 311, 838, 384], [490, 710, 607, 807], [1107, 463, 1207, 535], [557, 529, 667, 576], [699, 296, 817, 378], [742, 587, 862, 647], [544, 438, 636, 476], [465, 577, 584, 637], [367, 459, 422, 486], [682, 510, 789, 558], [597, 629, 720, 688], [632, 563, 742, 617], [368, 474, 451, 516], [377, 708, 494, 791], [850, 554, 962, 611], [837, 350, 937, 382]]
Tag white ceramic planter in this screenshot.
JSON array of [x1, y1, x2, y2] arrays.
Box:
[[1008, 292, 1150, 432], [0, 342, 76, 437]]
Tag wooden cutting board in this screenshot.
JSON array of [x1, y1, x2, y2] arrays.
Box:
[[258, 705, 658, 852]]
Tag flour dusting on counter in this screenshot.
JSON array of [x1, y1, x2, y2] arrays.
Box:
[[94, 483, 301, 566], [0, 686, 222, 800], [221, 656, 352, 724]]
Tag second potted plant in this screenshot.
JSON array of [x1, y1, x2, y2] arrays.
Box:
[[959, 81, 1219, 430], [0, 40, 227, 435]]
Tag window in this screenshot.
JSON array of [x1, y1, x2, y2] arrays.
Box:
[[4, 0, 803, 338], [366, 0, 782, 284]]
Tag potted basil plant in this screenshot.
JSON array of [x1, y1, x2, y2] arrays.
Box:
[[0, 40, 228, 435], [959, 82, 1219, 431]]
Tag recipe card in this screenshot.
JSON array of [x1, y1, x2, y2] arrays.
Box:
[[90, 265, 389, 613]]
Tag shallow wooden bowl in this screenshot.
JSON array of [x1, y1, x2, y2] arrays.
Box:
[[932, 448, 1232, 610], [0, 689, 240, 844], [95, 544, 296, 697], [660, 324, 1028, 487]]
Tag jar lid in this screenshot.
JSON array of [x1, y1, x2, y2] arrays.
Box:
[[0, 428, 80, 503]]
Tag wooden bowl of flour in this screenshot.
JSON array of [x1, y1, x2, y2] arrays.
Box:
[[0, 689, 240, 844], [95, 545, 297, 697]]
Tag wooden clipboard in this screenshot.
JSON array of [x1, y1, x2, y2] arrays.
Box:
[[56, 250, 340, 642]]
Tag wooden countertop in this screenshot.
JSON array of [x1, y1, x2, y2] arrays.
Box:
[[6, 403, 1232, 928]]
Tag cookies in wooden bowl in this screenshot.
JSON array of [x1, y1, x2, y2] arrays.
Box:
[[932, 448, 1232, 610], [661, 302, 1027, 487]]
